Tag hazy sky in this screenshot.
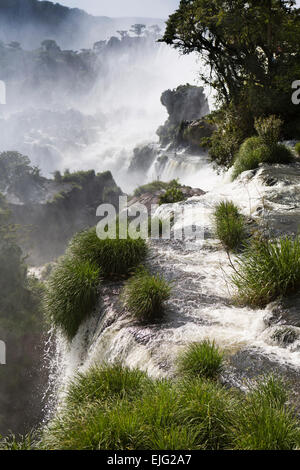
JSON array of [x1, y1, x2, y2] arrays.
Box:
[[57, 0, 180, 18]]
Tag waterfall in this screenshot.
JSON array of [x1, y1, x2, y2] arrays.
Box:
[[51, 164, 300, 404], [147, 149, 225, 191]]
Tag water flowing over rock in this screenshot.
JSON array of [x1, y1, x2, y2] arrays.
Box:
[[53, 162, 300, 409]]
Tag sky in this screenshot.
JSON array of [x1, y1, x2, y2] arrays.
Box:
[[57, 0, 180, 18]]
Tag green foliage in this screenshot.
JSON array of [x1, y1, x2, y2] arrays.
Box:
[[133, 181, 170, 197], [162, 1, 300, 143], [231, 236, 300, 307], [60, 169, 96, 185], [68, 227, 147, 279], [295, 142, 300, 156], [214, 200, 246, 251], [0, 433, 37, 450], [254, 115, 283, 147], [205, 106, 249, 169], [45, 257, 101, 340], [177, 341, 224, 380], [0, 194, 45, 436], [66, 364, 149, 407], [232, 136, 293, 179], [234, 376, 300, 450], [159, 184, 185, 205], [122, 269, 171, 321], [10, 361, 298, 451], [0, 151, 42, 193], [178, 377, 237, 449]]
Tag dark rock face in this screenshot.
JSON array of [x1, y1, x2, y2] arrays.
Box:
[[128, 144, 158, 175], [7, 169, 122, 265], [157, 85, 212, 149], [128, 185, 205, 213], [161, 85, 209, 125], [265, 296, 300, 328]]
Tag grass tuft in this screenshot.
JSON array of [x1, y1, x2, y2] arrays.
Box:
[[66, 363, 149, 407], [295, 142, 300, 157], [45, 257, 101, 340], [213, 200, 246, 251], [234, 376, 300, 450], [231, 236, 300, 307], [68, 227, 147, 278], [26, 364, 300, 451], [122, 268, 171, 321], [177, 340, 224, 380]]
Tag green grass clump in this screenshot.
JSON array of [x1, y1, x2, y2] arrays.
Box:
[[27, 363, 300, 450], [177, 340, 224, 380], [232, 136, 293, 179], [214, 200, 246, 251], [295, 142, 300, 156], [234, 376, 300, 450], [45, 257, 101, 340], [232, 236, 300, 307], [66, 363, 149, 407], [177, 378, 237, 449], [68, 227, 147, 278], [122, 269, 171, 321]]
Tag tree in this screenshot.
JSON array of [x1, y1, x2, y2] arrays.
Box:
[[130, 24, 146, 37], [162, 0, 300, 141], [149, 25, 162, 36], [117, 30, 129, 40], [41, 39, 60, 52]]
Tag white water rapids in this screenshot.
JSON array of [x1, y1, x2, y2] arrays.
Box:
[[51, 162, 300, 404]]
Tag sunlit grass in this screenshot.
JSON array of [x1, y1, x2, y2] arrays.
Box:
[[68, 227, 147, 278], [177, 340, 224, 380], [232, 236, 300, 307], [122, 268, 171, 321], [45, 256, 101, 340], [214, 200, 246, 251]]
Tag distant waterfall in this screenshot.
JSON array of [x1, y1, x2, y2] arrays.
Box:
[[147, 149, 223, 191]]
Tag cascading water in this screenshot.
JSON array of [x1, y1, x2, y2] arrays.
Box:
[[52, 164, 300, 406], [147, 148, 224, 191]]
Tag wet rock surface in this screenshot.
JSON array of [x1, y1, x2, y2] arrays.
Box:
[[57, 162, 300, 405]]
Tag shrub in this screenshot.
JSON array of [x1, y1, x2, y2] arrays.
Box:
[[295, 142, 300, 156], [234, 376, 300, 450], [122, 268, 171, 321], [177, 340, 224, 380], [254, 115, 283, 148], [213, 200, 246, 251], [45, 257, 101, 340], [133, 181, 170, 197], [66, 364, 149, 407], [68, 227, 147, 278], [232, 136, 293, 179], [231, 236, 300, 307], [159, 180, 185, 205]]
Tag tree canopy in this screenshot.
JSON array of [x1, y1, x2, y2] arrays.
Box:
[[161, 0, 300, 167], [162, 0, 300, 128]]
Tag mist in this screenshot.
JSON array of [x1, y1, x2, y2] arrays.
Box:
[[0, 30, 202, 192]]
